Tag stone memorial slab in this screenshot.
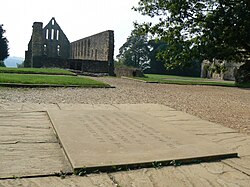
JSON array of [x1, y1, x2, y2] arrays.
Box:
[[48, 109, 237, 173]]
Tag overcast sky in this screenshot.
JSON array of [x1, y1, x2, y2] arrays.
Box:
[[1, 0, 154, 58]]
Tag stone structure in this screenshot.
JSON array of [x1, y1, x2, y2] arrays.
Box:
[[25, 18, 114, 75], [48, 107, 237, 174], [114, 67, 144, 77], [201, 60, 243, 81]]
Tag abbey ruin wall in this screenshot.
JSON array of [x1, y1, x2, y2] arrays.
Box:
[[42, 19, 70, 59], [24, 18, 114, 74], [70, 30, 114, 63]]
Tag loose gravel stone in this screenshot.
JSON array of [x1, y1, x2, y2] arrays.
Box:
[[0, 77, 249, 134]]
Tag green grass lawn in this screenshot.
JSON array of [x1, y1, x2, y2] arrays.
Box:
[[0, 73, 110, 87], [236, 82, 250, 88], [137, 74, 237, 87], [0, 67, 76, 76]]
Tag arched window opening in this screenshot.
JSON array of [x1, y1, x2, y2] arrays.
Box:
[[52, 19, 55, 25], [43, 44, 47, 55], [56, 30, 59, 40], [57, 45, 60, 56], [46, 29, 49, 39], [51, 29, 54, 40]]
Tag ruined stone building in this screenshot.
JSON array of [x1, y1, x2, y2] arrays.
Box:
[[25, 17, 114, 74], [201, 60, 243, 81]]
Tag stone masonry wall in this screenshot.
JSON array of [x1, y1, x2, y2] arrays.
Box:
[[30, 22, 43, 67], [70, 30, 114, 74], [68, 59, 109, 73], [31, 22, 43, 57], [70, 30, 114, 62], [201, 60, 243, 81], [25, 18, 114, 74], [32, 57, 109, 74], [43, 18, 70, 59]]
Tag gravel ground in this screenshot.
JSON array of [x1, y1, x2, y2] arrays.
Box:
[[0, 77, 249, 134]]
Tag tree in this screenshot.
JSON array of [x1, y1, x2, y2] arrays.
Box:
[[117, 31, 201, 76], [117, 32, 150, 69], [0, 24, 9, 62], [146, 39, 201, 76], [0, 61, 6, 67], [133, 0, 250, 70], [146, 39, 168, 73]]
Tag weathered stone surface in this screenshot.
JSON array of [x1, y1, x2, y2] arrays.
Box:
[[58, 103, 176, 111], [0, 174, 116, 187], [1, 161, 250, 187], [43, 18, 70, 59], [158, 119, 236, 135], [0, 102, 59, 111], [201, 60, 243, 81], [149, 110, 202, 121], [25, 18, 70, 68], [113, 103, 175, 111], [205, 133, 250, 157], [110, 162, 250, 187], [71, 30, 114, 63], [0, 111, 71, 179], [0, 103, 249, 186], [115, 67, 144, 77], [235, 61, 250, 83], [57, 103, 118, 110], [223, 156, 250, 176], [48, 109, 237, 173], [25, 17, 114, 74]]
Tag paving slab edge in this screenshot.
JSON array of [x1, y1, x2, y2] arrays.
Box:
[[46, 110, 75, 172], [0, 171, 74, 180], [73, 153, 238, 175]]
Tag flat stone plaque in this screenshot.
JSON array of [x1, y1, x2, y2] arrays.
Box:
[[48, 109, 237, 173]]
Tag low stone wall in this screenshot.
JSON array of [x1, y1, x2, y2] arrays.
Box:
[[68, 59, 109, 73], [235, 62, 250, 83], [114, 67, 144, 77], [32, 56, 69, 69], [32, 56, 110, 74]]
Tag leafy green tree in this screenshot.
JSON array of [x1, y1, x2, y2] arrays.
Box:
[[133, 0, 250, 69], [117, 32, 150, 69], [0, 24, 9, 62], [146, 39, 201, 76], [0, 61, 6, 67], [147, 39, 168, 73]]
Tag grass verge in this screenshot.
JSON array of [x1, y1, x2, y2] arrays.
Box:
[[0, 67, 76, 76], [0, 73, 110, 88], [136, 74, 237, 87], [235, 82, 250, 88]]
